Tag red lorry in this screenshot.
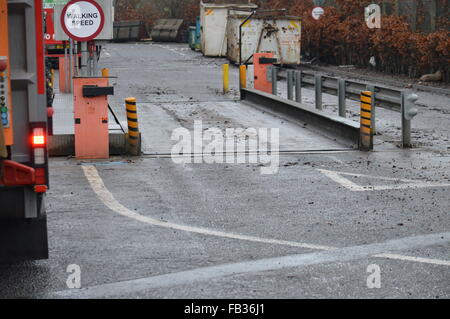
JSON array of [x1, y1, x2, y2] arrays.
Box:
[[0, 0, 50, 262]]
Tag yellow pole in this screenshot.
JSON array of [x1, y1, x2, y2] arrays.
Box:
[[125, 97, 140, 155], [239, 65, 247, 89], [360, 91, 373, 151], [101, 68, 109, 77], [223, 64, 229, 94]]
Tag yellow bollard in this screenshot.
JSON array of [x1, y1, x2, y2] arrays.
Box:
[[125, 97, 140, 155], [223, 64, 229, 94], [239, 65, 247, 89], [360, 91, 373, 151], [101, 68, 109, 77]]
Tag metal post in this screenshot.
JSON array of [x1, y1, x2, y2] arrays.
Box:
[[64, 42, 68, 92], [90, 54, 94, 76], [101, 68, 109, 78], [295, 71, 302, 103], [126, 97, 140, 156], [81, 41, 88, 77], [401, 92, 419, 148], [287, 70, 294, 100], [247, 64, 254, 89], [93, 43, 98, 76], [360, 91, 374, 151], [366, 84, 376, 134], [315, 74, 323, 110], [74, 41, 79, 76], [87, 42, 93, 76], [69, 39, 73, 92], [401, 92, 411, 147], [239, 65, 246, 90], [271, 66, 277, 96], [223, 64, 229, 94], [338, 79, 346, 117]]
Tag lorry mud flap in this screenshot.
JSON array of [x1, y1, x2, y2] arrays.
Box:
[[0, 213, 49, 263]]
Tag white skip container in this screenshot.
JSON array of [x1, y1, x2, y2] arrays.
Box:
[[226, 14, 301, 65], [200, 1, 258, 57]]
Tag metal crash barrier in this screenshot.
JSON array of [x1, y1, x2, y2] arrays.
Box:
[[253, 67, 419, 149]]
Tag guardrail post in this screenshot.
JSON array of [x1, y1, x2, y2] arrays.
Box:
[[360, 91, 374, 151], [315, 75, 323, 110], [366, 84, 376, 134], [125, 97, 141, 156], [223, 64, 229, 94], [295, 71, 302, 103], [338, 79, 346, 117], [287, 70, 294, 100], [401, 92, 419, 148], [271, 66, 278, 96]]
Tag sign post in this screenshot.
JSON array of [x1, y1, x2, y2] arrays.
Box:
[[60, 0, 106, 76]]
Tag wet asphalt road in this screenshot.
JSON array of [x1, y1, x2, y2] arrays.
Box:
[[0, 43, 449, 299]]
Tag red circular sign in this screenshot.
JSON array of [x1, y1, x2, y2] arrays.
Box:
[[60, 0, 105, 42]]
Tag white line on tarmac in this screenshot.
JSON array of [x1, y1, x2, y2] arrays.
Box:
[[81, 165, 331, 251], [82, 165, 450, 267], [51, 230, 450, 298], [318, 168, 450, 191], [142, 149, 354, 159], [375, 253, 450, 266]]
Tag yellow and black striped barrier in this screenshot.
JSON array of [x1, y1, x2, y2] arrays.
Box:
[[125, 97, 140, 155], [360, 91, 374, 151]]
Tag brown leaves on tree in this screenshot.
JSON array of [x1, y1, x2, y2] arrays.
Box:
[[258, 0, 450, 82]]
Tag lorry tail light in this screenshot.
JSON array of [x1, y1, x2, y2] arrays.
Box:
[[35, 167, 46, 185], [32, 127, 46, 146], [34, 148, 46, 165], [32, 127, 46, 165], [34, 185, 48, 193]]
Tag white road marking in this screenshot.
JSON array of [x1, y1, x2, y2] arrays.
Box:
[[82, 165, 450, 267], [82, 165, 332, 251], [319, 168, 362, 190], [51, 231, 450, 298], [318, 168, 450, 191], [375, 253, 450, 266]]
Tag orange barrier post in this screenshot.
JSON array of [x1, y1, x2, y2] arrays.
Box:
[[253, 52, 275, 94]]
